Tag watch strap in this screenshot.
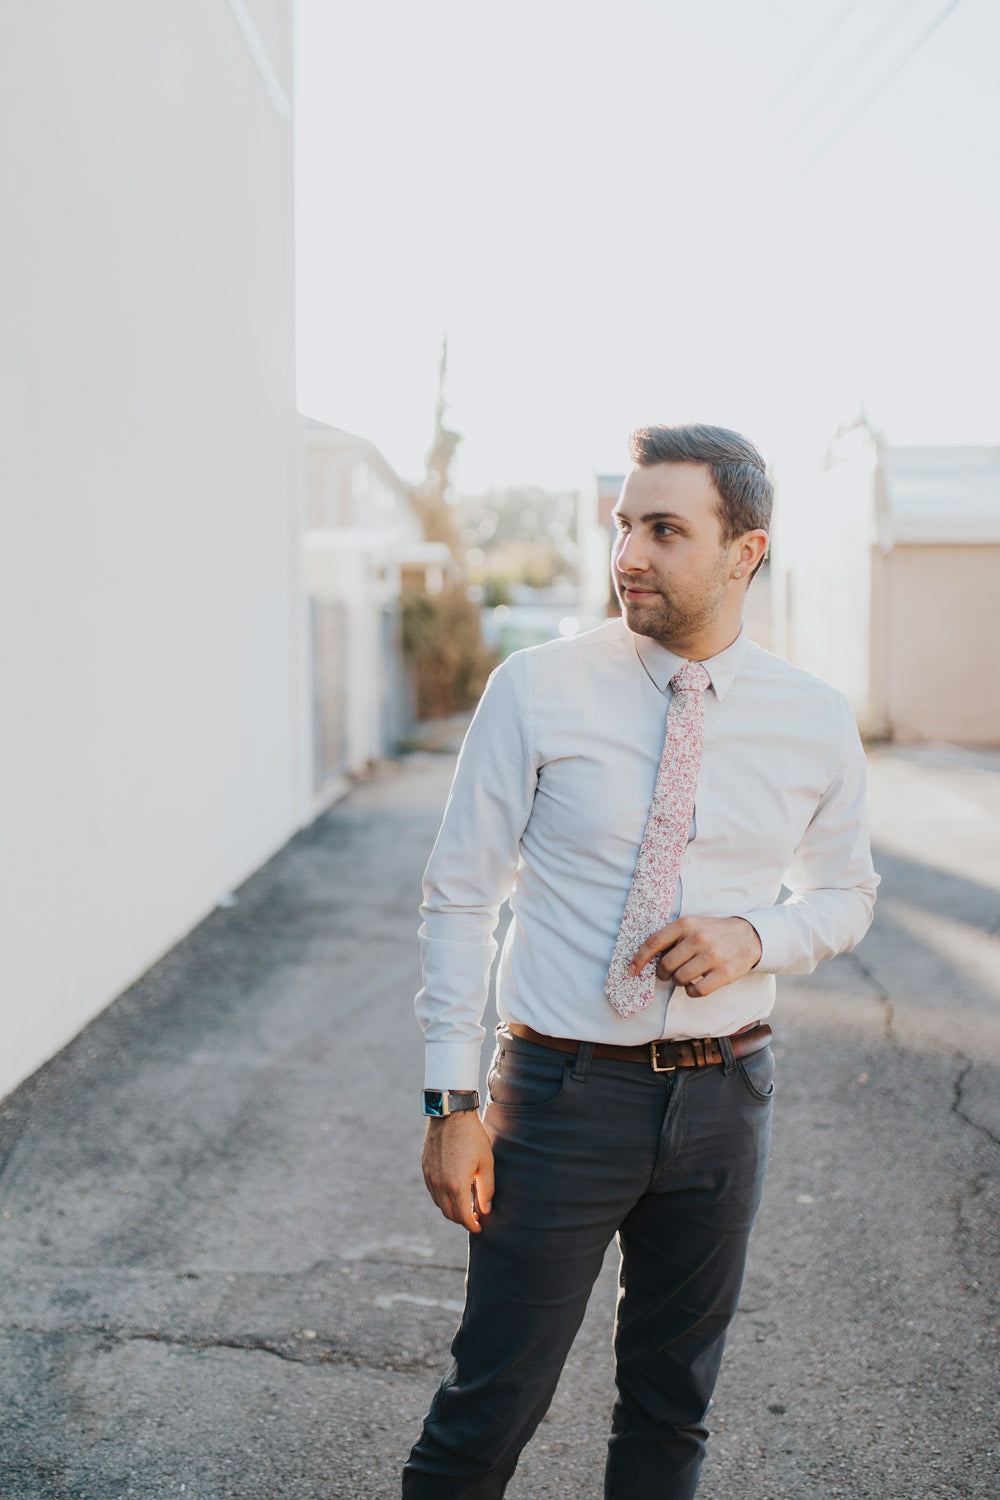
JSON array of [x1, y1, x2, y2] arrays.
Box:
[[423, 1089, 480, 1117]]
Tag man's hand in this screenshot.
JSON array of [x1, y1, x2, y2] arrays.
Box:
[[628, 915, 763, 997], [421, 1111, 495, 1234]]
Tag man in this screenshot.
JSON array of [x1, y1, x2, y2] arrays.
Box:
[[402, 423, 878, 1499]]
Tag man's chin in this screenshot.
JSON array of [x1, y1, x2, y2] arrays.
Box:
[[622, 596, 691, 647], [621, 600, 665, 639]]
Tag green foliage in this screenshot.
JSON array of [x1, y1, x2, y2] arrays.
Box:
[[482, 577, 514, 609], [400, 586, 496, 720], [459, 485, 580, 590]]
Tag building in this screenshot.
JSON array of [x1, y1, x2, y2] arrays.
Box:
[[587, 473, 625, 618], [302, 420, 453, 797], [771, 421, 1000, 743], [0, 2, 306, 1100]]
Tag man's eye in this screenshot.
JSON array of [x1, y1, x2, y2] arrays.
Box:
[[654, 524, 675, 537]]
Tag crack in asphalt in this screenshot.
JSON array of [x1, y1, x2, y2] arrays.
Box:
[[948, 1058, 999, 1303], [0, 1113, 28, 1190], [831, 948, 999, 1301], [844, 948, 896, 1044], [0, 1254, 464, 1375], [124, 1330, 431, 1371], [7, 1325, 433, 1374], [349, 1257, 465, 1275], [951, 1059, 1000, 1152], [125, 1330, 334, 1363]]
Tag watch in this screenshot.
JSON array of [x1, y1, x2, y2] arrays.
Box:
[[422, 1089, 481, 1117]]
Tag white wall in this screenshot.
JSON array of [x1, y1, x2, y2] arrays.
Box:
[[305, 531, 415, 779], [771, 437, 878, 727], [302, 425, 423, 789], [306, 540, 382, 776], [0, 0, 308, 1100]]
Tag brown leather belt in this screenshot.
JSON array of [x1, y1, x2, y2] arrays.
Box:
[[506, 1020, 772, 1073]]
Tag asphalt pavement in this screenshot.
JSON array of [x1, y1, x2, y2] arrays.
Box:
[[0, 731, 998, 1500]]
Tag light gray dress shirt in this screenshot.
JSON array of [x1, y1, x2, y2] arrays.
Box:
[[416, 618, 879, 1090]]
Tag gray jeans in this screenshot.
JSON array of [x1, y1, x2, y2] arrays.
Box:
[[403, 1025, 774, 1499]]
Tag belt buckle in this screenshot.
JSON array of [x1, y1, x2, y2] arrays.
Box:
[[649, 1041, 675, 1073]]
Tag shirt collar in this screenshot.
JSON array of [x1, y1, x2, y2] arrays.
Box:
[[632, 626, 747, 702]]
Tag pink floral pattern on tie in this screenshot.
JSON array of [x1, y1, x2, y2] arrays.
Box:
[[605, 659, 711, 1018]]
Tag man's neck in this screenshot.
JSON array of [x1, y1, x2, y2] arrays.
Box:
[[633, 617, 744, 663]]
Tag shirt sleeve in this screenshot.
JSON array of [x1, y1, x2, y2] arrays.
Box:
[[415, 653, 539, 1090], [735, 694, 880, 974]]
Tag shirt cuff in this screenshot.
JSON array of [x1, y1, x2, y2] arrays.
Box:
[[424, 1039, 483, 1093], [733, 907, 791, 975]]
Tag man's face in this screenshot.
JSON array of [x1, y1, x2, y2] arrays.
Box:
[[610, 461, 739, 655]]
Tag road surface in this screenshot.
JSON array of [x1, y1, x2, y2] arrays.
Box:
[[0, 735, 997, 1498]]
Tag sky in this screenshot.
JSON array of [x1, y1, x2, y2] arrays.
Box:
[[294, 0, 1000, 493]]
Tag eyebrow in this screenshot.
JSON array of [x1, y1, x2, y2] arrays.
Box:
[[613, 509, 692, 530]]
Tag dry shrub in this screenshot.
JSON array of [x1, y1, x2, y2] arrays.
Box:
[[400, 587, 496, 720]]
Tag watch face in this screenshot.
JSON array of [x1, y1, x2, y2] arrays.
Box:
[[423, 1090, 446, 1117]]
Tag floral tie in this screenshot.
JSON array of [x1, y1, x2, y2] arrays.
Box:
[[605, 660, 712, 1018]]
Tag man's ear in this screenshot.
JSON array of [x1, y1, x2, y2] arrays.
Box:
[[732, 530, 768, 580]]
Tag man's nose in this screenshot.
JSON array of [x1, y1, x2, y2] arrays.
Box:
[[615, 530, 647, 572]]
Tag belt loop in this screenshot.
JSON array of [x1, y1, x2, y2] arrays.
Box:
[[572, 1040, 594, 1082], [719, 1034, 736, 1076]]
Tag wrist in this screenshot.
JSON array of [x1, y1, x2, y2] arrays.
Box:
[[422, 1088, 480, 1118], [425, 1111, 482, 1131], [733, 916, 763, 968]]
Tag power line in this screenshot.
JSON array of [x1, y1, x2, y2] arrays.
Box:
[[784, 0, 965, 191], [745, 0, 865, 143], [757, 0, 925, 177]]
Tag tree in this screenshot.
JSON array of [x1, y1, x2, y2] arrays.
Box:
[[402, 338, 494, 717], [459, 484, 580, 593]]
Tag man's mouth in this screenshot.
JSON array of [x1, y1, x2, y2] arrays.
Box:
[[619, 581, 658, 598]]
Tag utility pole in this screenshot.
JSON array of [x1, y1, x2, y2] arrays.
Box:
[[414, 336, 462, 550]]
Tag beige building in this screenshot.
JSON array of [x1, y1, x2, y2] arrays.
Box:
[[771, 422, 1000, 744], [0, 2, 306, 1100], [302, 420, 453, 797]]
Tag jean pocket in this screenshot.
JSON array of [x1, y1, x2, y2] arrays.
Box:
[[736, 1044, 775, 1102], [487, 1045, 572, 1111]]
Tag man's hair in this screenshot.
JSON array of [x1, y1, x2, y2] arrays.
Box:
[[627, 423, 773, 576]]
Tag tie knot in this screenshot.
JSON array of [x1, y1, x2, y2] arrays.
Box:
[[670, 661, 711, 695]]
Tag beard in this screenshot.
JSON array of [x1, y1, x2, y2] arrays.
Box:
[[616, 574, 727, 651]]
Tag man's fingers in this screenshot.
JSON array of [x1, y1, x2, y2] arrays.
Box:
[[429, 1175, 483, 1232], [670, 953, 712, 986], [431, 1185, 482, 1233], [628, 923, 683, 975], [475, 1158, 494, 1216], [654, 939, 701, 979], [421, 1114, 494, 1234], [684, 970, 722, 997], [627, 914, 763, 999], [453, 1192, 483, 1234]]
